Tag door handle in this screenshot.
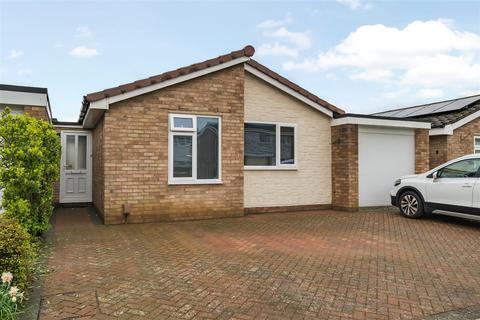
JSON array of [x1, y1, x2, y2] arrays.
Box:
[[462, 184, 473, 188]]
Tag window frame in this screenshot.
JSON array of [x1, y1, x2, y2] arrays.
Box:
[[244, 121, 298, 171], [437, 158, 480, 179], [168, 114, 222, 185], [474, 136, 480, 154]]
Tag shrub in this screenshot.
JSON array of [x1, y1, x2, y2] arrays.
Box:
[[0, 109, 60, 236], [0, 215, 36, 291], [0, 272, 24, 320]]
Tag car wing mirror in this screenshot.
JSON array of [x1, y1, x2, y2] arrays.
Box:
[[432, 171, 439, 180]]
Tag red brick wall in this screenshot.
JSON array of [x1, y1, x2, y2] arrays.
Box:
[[415, 129, 430, 173], [24, 106, 49, 122], [428, 117, 480, 169], [429, 135, 448, 169], [101, 66, 245, 224], [92, 117, 105, 219], [331, 124, 358, 211], [447, 117, 480, 159]]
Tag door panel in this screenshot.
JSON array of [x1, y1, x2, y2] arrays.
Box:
[[426, 158, 480, 209], [426, 178, 476, 208], [60, 132, 92, 203]]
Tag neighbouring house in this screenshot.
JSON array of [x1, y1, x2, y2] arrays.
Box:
[[0, 46, 432, 224], [0, 84, 53, 212], [375, 95, 480, 168], [0, 84, 52, 121]]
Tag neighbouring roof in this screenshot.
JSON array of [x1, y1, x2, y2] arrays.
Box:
[[79, 45, 344, 124], [0, 84, 48, 94], [374, 94, 480, 128], [0, 83, 53, 122]]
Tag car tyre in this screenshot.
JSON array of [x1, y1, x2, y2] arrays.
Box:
[[398, 191, 424, 219]]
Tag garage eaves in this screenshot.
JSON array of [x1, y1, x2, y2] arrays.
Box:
[[331, 113, 432, 129]]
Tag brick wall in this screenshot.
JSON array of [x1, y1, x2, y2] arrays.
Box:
[[244, 73, 332, 209], [429, 135, 448, 169], [92, 117, 105, 219], [415, 129, 430, 173], [24, 106, 49, 122], [428, 117, 480, 169], [447, 117, 480, 159], [101, 65, 244, 224], [331, 124, 358, 211]]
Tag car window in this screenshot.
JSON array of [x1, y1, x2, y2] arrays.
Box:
[[439, 159, 480, 178]]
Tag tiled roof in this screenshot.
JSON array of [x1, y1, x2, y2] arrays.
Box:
[[79, 45, 344, 123], [245, 60, 344, 115], [415, 102, 480, 128], [84, 46, 255, 103]]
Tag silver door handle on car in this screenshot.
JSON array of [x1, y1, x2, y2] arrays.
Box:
[[462, 184, 473, 188]]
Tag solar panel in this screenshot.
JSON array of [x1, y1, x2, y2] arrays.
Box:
[[375, 110, 403, 117], [393, 106, 430, 117], [404, 101, 452, 117], [433, 96, 480, 113], [375, 94, 480, 118]]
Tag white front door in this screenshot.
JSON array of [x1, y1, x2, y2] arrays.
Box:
[[60, 131, 92, 203]]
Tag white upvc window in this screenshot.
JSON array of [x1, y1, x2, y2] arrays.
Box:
[[168, 114, 222, 185], [244, 121, 297, 170], [474, 136, 480, 154]]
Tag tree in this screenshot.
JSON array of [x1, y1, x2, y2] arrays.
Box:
[[0, 109, 60, 236]]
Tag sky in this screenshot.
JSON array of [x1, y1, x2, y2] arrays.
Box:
[[1, 0, 480, 121]]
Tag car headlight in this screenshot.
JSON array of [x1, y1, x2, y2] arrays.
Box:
[[394, 179, 401, 187]]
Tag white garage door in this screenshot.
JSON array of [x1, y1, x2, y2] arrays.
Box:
[[358, 126, 415, 207]]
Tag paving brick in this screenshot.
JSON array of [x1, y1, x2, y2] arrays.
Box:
[[39, 207, 480, 320]]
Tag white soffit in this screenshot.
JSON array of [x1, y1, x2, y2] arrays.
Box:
[[0, 90, 48, 108], [331, 116, 431, 129]]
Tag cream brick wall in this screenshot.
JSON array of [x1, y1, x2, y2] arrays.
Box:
[[244, 73, 332, 208]]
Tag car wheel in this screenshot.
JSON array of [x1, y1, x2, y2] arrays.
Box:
[[399, 191, 424, 218]]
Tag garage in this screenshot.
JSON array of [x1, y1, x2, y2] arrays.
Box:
[[358, 126, 415, 206], [331, 114, 431, 210]]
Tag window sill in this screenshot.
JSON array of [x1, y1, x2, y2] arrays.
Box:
[[244, 166, 298, 171], [168, 179, 223, 185]]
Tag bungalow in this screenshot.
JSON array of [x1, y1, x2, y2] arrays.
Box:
[[375, 95, 480, 168], [0, 46, 432, 224]]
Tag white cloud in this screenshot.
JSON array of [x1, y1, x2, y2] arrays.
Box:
[[380, 88, 411, 100], [69, 46, 98, 58], [336, 0, 372, 10], [416, 88, 444, 99], [283, 20, 480, 90], [258, 15, 293, 29], [257, 43, 298, 57], [350, 69, 394, 82], [461, 89, 480, 96], [76, 26, 92, 38], [266, 27, 312, 50], [8, 50, 23, 59], [17, 68, 32, 77]]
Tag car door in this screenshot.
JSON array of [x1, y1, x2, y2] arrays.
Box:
[[426, 158, 480, 210]]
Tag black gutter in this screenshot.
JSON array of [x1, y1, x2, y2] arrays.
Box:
[[333, 113, 432, 123], [0, 84, 48, 94]]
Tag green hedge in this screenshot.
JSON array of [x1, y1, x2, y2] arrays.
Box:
[[0, 109, 60, 236], [0, 216, 36, 290]]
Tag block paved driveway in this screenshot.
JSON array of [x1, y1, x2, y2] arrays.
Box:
[[38, 207, 480, 320]]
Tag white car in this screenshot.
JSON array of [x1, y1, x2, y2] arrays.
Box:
[[391, 154, 480, 221]]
